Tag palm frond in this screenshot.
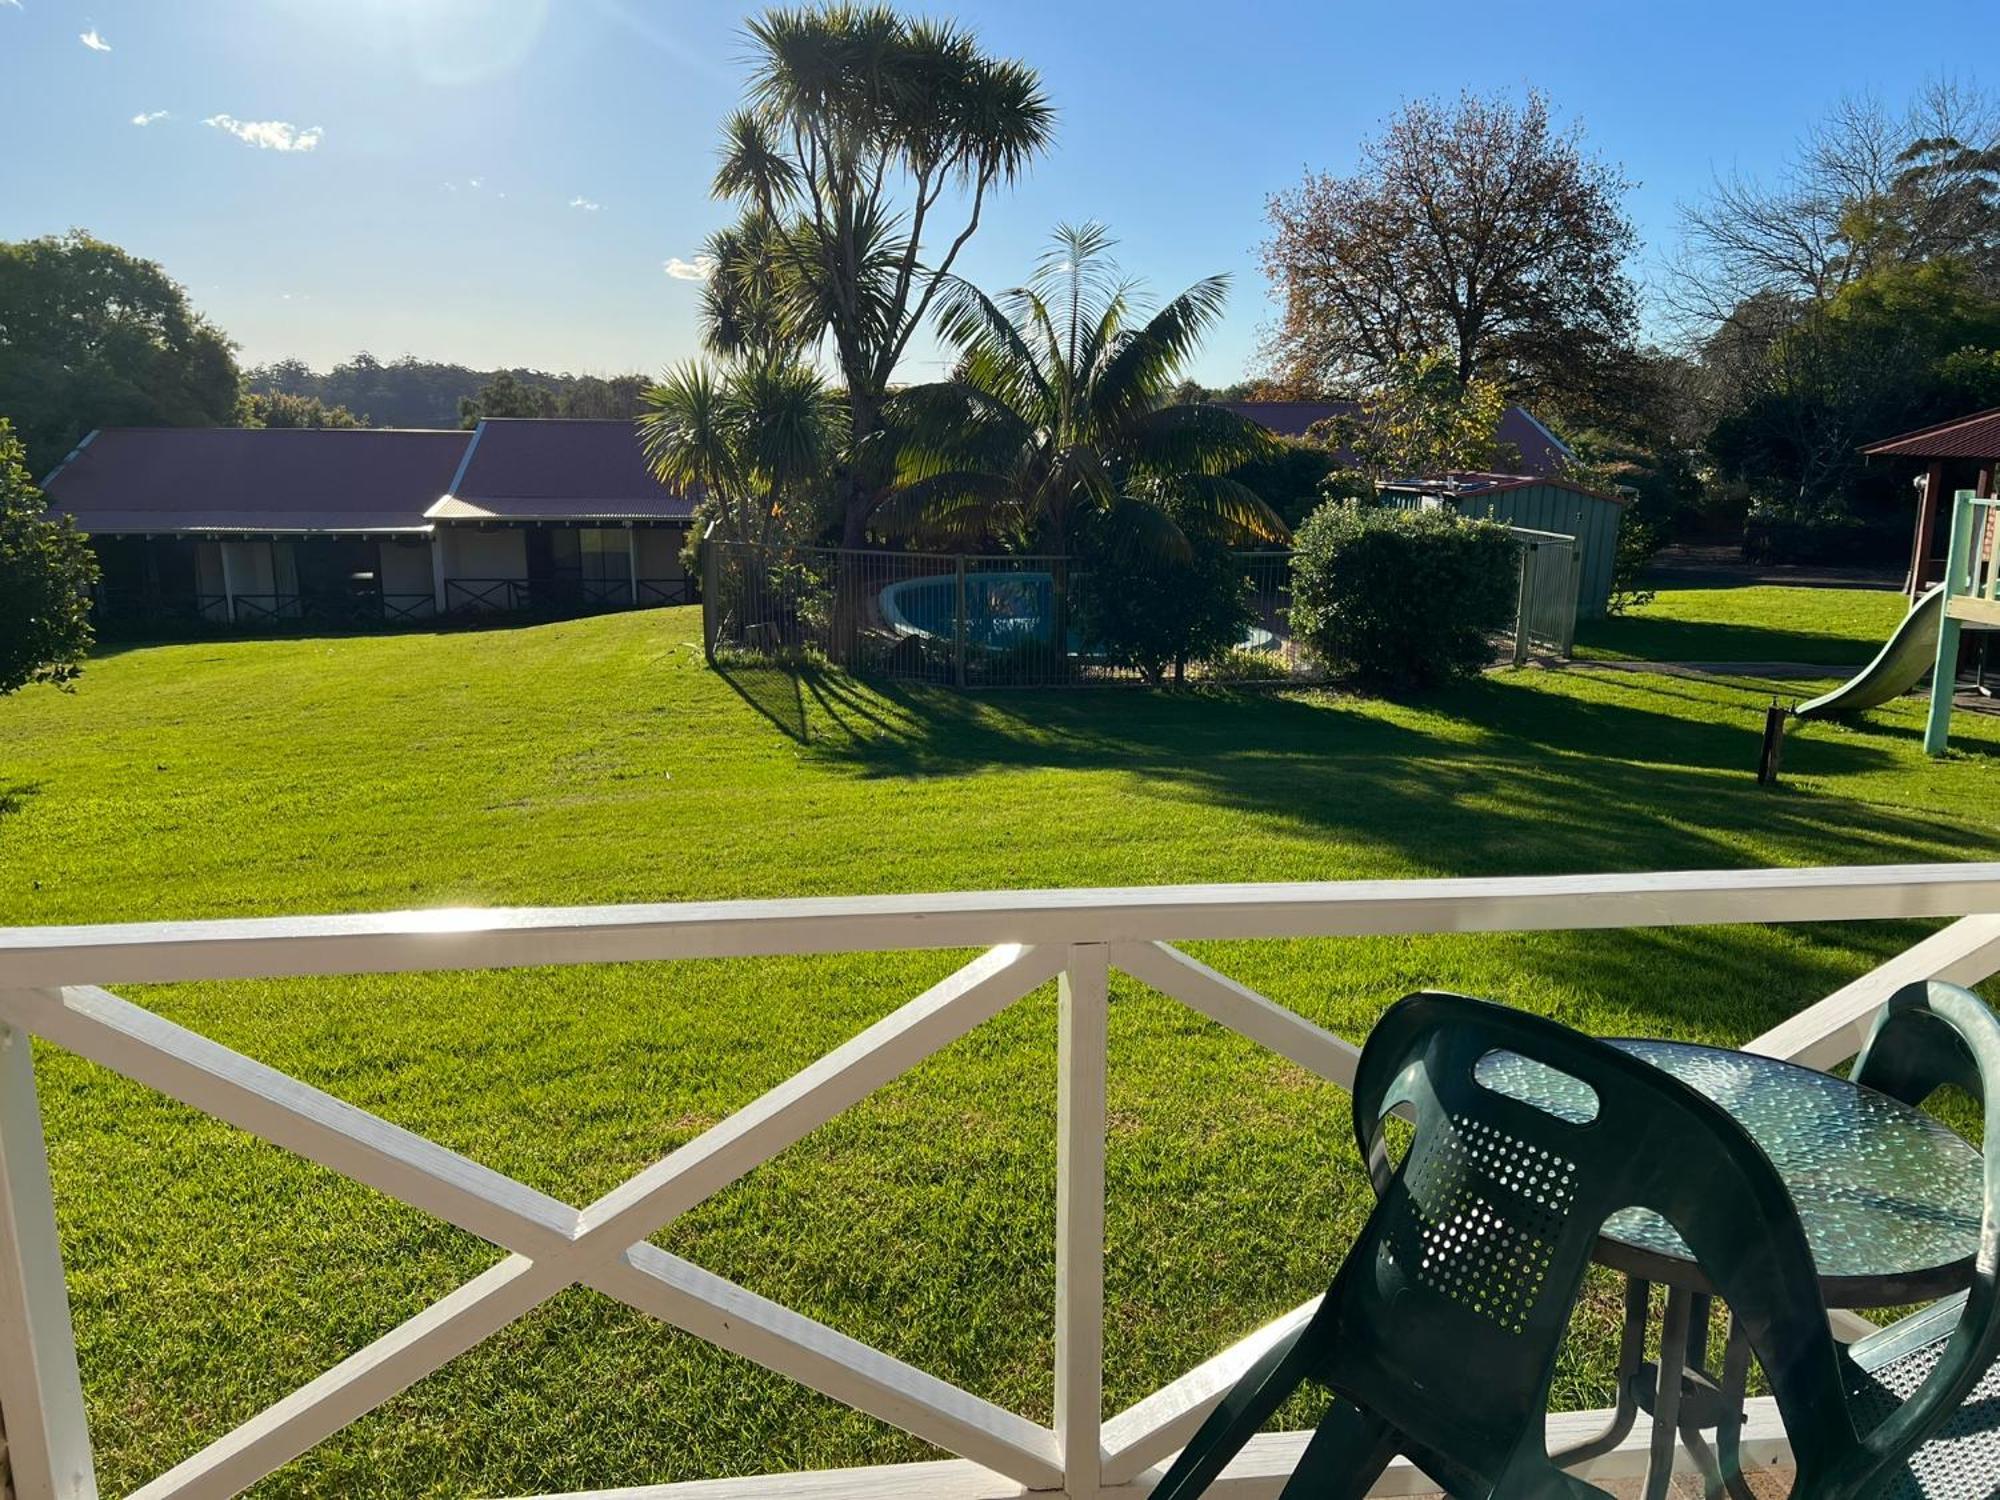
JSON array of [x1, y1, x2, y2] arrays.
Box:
[[873, 469, 1016, 546], [886, 380, 1034, 481], [1123, 402, 1278, 478], [1097, 493, 1194, 563], [932, 275, 1052, 414], [1087, 275, 1232, 430], [1151, 472, 1291, 545], [712, 108, 801, 205]]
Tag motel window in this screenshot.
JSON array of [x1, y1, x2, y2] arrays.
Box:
[[578, 528, 632, 583]]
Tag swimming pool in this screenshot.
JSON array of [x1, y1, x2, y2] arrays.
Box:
[[880, 570, 1062, 648], [879, 569, 1277, 652]]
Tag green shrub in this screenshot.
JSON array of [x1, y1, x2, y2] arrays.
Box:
[[1607, 513, 1661, 616], [1, 418, 97, 695], [1071, 535, 1256, 686], [1288, 502, 1517, 689]]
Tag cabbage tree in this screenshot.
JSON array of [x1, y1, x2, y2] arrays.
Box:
[[638, 360, 839, 550]]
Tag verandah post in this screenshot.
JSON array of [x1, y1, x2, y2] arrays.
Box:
[[0, 1013, 97, 1500], [1056, 945, 1108, 1498], [1925, 491, 1974, 756]]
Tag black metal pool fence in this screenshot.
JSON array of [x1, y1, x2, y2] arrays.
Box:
[[701, 535, 1578, 689]]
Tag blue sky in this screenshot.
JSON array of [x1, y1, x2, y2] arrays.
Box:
[[1, 0, 1994, 385]]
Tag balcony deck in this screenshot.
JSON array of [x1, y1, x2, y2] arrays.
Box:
[[3, 863, 1998, 1500]]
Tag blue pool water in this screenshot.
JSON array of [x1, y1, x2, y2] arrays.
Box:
[[879, 570, 1276, 652], [881, 571, 1062, 648]]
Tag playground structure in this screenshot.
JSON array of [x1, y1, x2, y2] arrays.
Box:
[[1924, 488, 2000, 755], [1762, 488, 1993, 778], [1792, 585, 1944, 723]]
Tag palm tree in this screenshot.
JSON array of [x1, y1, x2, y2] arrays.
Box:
[[884, 223, 1288, 559], [638, 359, 839, 550], [709, 5, 1058, 546]]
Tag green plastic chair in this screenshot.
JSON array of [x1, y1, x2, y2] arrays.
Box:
[[1148, 991, 1992, 1499], [1836, 980, 2000, 1497]]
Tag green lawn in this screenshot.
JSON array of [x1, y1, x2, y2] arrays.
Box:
[[3, 606, 1999, 1497], [1576, 584, 1912, 665]]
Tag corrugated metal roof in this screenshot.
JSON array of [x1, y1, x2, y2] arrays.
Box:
[[1221, 400, 1574, 478], [42, 427, 471, 534], [40, 421, 696, 533], [1379, 470, 1631, 507], [447, 418, 692, 520], [1862, 406, 2000, 460]]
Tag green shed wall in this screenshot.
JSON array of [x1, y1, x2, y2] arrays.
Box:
[[1377, 484, 1626, 617]]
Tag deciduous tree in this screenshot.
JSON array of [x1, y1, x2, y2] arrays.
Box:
[[1319, 351, 1512, 480], [1263, 90, 1638, 412]]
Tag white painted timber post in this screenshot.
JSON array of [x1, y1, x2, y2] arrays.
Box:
[[0, 1013, 96, 1500], [1056, 945, 1108, 1499], [217, 544, 238, 626], [429, 530, 448, 618]]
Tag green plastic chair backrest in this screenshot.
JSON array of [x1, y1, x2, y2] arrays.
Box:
[[1324, 993, 1860, 1495], [1841, 980, 2000, 1479]]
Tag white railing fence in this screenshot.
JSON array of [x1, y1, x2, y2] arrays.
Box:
[[5, 864, 2000, 1500]]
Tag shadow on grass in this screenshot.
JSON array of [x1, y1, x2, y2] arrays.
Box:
[[1575, 615, 1878, 667], [0, 782, 41, 823], [712, 658, 1997, 888], [715, 657, 811, 744]]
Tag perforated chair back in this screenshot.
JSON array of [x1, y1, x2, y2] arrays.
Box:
[[1152, 993, 1865, 1499]]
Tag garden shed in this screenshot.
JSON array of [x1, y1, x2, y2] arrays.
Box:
[[1376, 472, 1630, 617]]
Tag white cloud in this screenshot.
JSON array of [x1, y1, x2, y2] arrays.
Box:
[[203, 115, 323, 152], [131, 110, 169, 126], [80, 27, 110, 51], [664, 255, 717, 282], [569, 196, 601, 212], [1, 3, 24, 13]]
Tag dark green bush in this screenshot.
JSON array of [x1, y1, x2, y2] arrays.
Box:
[[1288, 502, 1517, 689], [1224, 437, 1342, 531], [1741, 511, 1907, 567], [1071, 534, 1255, 686], [1, 418, 97, 695]]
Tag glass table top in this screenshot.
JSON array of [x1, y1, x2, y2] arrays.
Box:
[[1473, 1039, 1984, 1294]]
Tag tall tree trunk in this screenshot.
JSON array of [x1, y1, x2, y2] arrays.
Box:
[[839, 388, 881, 548]]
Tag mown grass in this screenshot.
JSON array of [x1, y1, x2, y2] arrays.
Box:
[[3, 605, 1999, 1497], [1576, 584, 1910, 665]]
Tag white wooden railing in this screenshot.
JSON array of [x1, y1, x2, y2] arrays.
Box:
[[6, 864, 2000, 1500]]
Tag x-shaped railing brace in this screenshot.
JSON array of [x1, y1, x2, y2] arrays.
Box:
[[0, 944, 1068, 1500]]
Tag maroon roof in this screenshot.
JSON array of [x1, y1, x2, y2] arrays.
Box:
[[441, 418, 692, 521], [1862, 406, 2000, 460], [1221, 400, 1574, 479], [42, 427, 470, 534], [1218, 400, 1352, 437], [1379, 470, 1630, 507]]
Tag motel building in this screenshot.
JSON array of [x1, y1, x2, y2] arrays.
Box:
[[40, 418, 694, 633]]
